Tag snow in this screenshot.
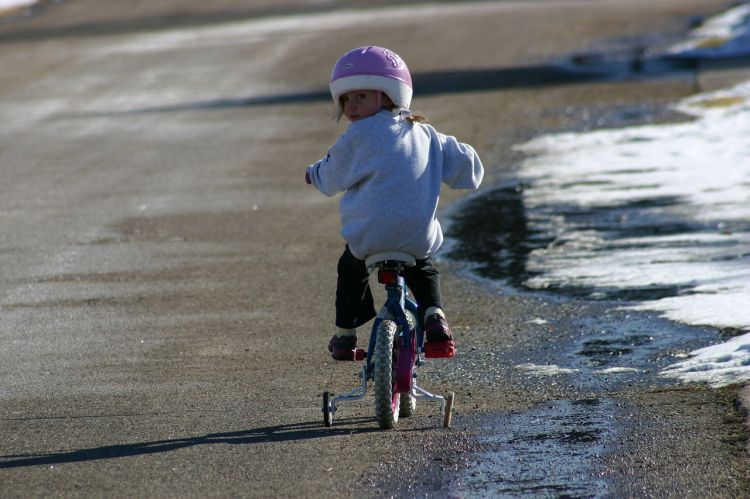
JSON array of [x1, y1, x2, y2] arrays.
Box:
[[661, 332, 750, 388], [526, 318, 549, 325], [667, 3, 750, 59], [593, 367, 641, 375], [0, 0, 36, 12], [516, 363, 581, 376], [513, 5, 750, 387], [515, 364, 641, 376]]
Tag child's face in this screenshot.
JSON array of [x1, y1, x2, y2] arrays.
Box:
[[340, 90, 380, 122]]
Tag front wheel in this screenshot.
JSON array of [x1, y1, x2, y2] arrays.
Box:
[[373, 319, 399, 429], [400, 308, 418, 418]]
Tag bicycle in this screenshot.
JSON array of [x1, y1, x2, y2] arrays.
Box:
[[322, 251, 455, 430]]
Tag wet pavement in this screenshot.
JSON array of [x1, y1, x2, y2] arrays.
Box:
[[466, 398, 617, 497], [423, 296, 727, 496]]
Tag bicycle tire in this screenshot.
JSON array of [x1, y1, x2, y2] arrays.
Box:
[[400, 393, 417, 417], [399, 309, 418, 418], [373, 319, 399, 429]]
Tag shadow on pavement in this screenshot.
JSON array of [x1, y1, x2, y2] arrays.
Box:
[[61, 64, 610, 118], [61, 57, 685, 119], [0, 417, 377, 469], [62, 53, 750, 118]]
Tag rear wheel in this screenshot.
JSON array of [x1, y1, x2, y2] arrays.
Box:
[[373, 319, 399, 429], [400, 393, 417, 417]]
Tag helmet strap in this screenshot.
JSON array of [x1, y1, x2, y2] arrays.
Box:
[[376, 92, 383, 112]]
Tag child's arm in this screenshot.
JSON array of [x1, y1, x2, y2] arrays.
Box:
[[439, 133, 484, 190], [305, 154, 332, 191], [306, 146, 350, 196], [306, 130, 370, 196]]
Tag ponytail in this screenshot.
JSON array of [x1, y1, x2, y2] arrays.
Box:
[[403, 112, 427, 124], [394, 108, 427, 124]]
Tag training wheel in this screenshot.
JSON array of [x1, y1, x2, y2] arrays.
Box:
[[323, 391, 333, 427], [443, 392, 454, 428]]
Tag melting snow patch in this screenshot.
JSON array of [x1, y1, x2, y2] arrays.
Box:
[[667, 3, 750, 59], [661, 333, 750, 387], [0, 0, 36, 11], [516, 363, 581, 376], [593, 367, 641, 375], [511, 4, 750, 388], [527, 318, 549, 325]]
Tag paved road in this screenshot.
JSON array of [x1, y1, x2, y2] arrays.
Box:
[[1, 0, 747, 496]]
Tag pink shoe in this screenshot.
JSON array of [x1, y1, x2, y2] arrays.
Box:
[[424, 314, 456, 359], [328, 334, 361, 361]]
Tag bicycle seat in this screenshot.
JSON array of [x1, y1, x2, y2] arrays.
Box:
[[365, 252, 417, 269]]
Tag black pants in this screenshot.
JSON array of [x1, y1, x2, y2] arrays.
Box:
[[335, 245, 443, 329]]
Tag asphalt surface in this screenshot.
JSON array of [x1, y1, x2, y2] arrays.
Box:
[[1, 0, 748, 497]]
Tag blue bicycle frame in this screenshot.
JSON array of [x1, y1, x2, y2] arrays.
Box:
[[365, 274, 422, 380]]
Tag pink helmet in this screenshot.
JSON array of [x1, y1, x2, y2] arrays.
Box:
[[329, 46, 413, 110]]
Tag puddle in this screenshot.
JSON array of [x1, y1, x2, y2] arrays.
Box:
[[448, 173, 750, 301], [447, 184, 554, 289], [447, 307, 721, 497], [449, 309, 724, 496], [565, 309, 717, 376], [458, 398, 617, 497], [564, 46, 697, 79], [448, 173, 709, 295]]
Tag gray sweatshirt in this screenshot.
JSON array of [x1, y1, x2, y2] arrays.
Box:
[[307, 110, 484, 260]]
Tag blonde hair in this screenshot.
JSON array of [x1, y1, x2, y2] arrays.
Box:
[[400, 109, 428, 124], [336, 92, 427, 123]]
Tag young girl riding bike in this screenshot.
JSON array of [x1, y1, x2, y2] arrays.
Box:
[[306, 46, 484, 361]]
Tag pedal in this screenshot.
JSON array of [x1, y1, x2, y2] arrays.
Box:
[[424, 340, 455, 359]]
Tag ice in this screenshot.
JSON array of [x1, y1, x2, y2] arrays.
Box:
[[593, 367, 641, 375], [515, 363, 581, 376], [513, 5, 750, 387], [661, 333, 750, 387], [666, 3, 750, 59]]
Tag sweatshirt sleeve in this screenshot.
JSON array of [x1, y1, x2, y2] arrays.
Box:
[[438, 131, 484, 190], [306, 130, 370, 197]]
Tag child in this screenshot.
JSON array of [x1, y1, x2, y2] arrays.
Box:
[[305, 46, 484, 360]]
